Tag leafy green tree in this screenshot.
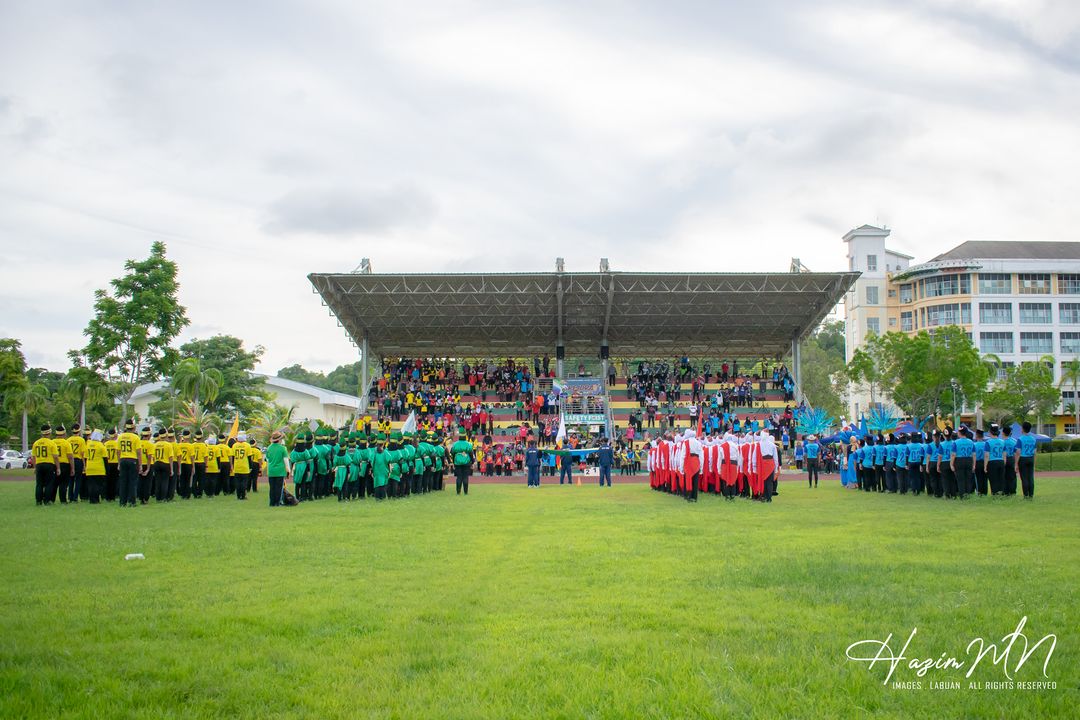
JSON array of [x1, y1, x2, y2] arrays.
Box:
[[845, 334, 888, 408], [1059, 358, 1080, 432], [984, 358, 1059, 427], [813, 320, 845, 359], [799, 339, 846, 419], [77, 241, 189, 425], [325, 362, 362, 395], [3, 381, 48, 452], [278, 364, 328, 387], [178, 336, 268, 417], [248, 403, 299, 447]]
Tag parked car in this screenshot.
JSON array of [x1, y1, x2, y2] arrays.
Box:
[[1, 449, 29, 469], [1052, 434, 1080, 442]]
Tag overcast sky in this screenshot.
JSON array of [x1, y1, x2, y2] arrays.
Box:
[[2, 0, 1079, 374]]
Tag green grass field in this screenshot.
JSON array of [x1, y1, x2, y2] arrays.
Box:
[[1, 475, 1076, 719]]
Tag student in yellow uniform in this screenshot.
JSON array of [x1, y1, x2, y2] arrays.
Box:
[[116, 421, 143, 507], [139, 427, 155, 504], [68, 423, 87, 502], [104, 429, 119, 502], [218, 438, 234, 496], [167, 428, 181, 500], [84, 430, 108, 504], [204, 436, 220, 496], [247, 440, 262, 494], [177, 429, 194, 499], [31, 424, 60, 505], [191, 431, 208, 498], [231, 433, 252, 500], [54, 425, 74, 504], [152, 430, 175, 502]]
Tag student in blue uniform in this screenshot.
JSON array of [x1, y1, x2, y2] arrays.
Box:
[[1002, 425, 1019, 495], [925, 433, 941, 498], [973, 429, 988, 495], [861, 437, 876, 491], [985, 425, 1005, 495], [872, 435, 886, 493], [907, 433, 924, 495], [1017, 422, 1038, 499], [952, 428, 975, 498], [895, 435, 909, 494], [525, 439, 541, 487], [804, 435, 821, 488], [939, 429, 956, 498]]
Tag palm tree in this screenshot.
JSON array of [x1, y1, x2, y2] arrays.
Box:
[[171, 358, 223, 416], [174, 402, 222, 437], [1057, 358, 1080, 434], [61, 366, 109, 429], [4, 382, 49, 452], [249, 403, 298, 447]]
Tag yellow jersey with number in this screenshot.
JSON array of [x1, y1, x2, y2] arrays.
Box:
[[141, 439, 155, 465], [68, 435, 86, 461], [117, 433, 140, 460], [153, 440, 174, 464], [179, 442, 193, 464], [191, 442, 208, 463], [231, 442, 251, 474], [85, 440, 107, 476], [105, 439, 119, 464], [54, 438, 73, 464], [31, 438, 58, 465], [206, 445, 220, 473]]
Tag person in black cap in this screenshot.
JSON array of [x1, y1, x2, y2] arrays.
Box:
[[69, 423, 87, 502], [31, 424, 60, 505], [178, 429, 193, 499], [53, 425, 74, 503], [117, 421, 142, 507], [191, 430, 207, 498], [104, 428, 119, 502]]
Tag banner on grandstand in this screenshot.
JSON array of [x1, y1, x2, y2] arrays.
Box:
[[565, 378, 604, 396], [564, 413, 606, 425]]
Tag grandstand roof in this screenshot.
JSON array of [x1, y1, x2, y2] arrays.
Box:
[[308, 270, 859, 358]]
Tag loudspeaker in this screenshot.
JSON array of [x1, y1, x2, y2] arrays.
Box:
[[600, 345, 609, 360], [556, 345, 565, 360]]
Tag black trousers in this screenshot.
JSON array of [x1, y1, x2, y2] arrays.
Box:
[[1018, 456, 1035, 498], [203, 467, 217, 496], [953, 457, 973, 498], [1004, 462, 1018, 495], [907, 464, 922, 494], [154, 463, 171, 502], [806, 459, 819, 486], [105, 463, 118, 501], [269, 476, 285, 506], [860, 466, 873, 491], [987, 460, 1004, 495], [219, 463, 232, 494], [974, 461, 988, 495], [883, 461, 895, 492], [35, 463, 54, 504], [179, 464, 192, 498], [137, 467, 151, 503], [249, 467, 259, 492], [455, 465, 470, 495], [235, 469, 247, 499], [72, 458, 85, 501], [192, 463, 205, 497], [57, 463, 72, 502], [686, 471, 699, 501], [874, 464, 884, 492], [86, 473, 104, 503], [118, 459, 139, 506]]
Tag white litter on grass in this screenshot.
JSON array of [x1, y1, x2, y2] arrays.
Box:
[[124, 553, 145, 560]]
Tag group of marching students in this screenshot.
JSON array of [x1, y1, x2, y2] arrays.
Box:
[[29, 421, 265, 506], [839, 422, 1040, 499], [28, 420, 472, 506], [647, 428, 781, 503]]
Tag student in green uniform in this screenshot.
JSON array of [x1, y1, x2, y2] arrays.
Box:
[[264, 431, 291, 506], [450, 428, 474, 496], [289, 435, 311, 501], [371, 432, 391, 500], [333, 444, 349, 502]]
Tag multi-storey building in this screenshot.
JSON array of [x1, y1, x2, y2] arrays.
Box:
[[843, 225, 1080, 434]]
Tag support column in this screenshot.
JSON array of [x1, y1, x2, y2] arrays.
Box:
[[359, 335, 370, 417], [791, 338, 803, 405]]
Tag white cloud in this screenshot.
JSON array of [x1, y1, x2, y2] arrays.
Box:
[[1, 0, 1078, 373]]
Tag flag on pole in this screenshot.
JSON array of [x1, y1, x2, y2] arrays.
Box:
[[401, 410, 417, 435], [227, 413, 239, 440], [555, 413, 567, 448]]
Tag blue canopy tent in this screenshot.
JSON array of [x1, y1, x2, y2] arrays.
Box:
[[1008, 423, 1052, 443]]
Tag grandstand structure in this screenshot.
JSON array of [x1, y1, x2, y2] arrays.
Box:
[[308, 265, 859, 431]]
